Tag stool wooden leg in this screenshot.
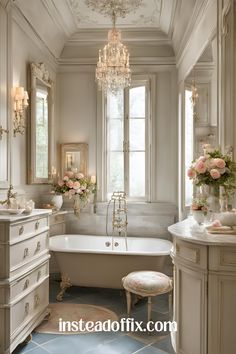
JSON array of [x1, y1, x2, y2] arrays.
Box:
[[147, 296, 152, 322], [126, 290, 132, 316]]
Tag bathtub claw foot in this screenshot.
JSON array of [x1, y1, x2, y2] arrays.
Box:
[[44, 308, 51, 321], [57, 274, 72, 301]]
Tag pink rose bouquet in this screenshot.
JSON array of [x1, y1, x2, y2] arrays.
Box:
[[52, 172, 96, 202], [187, 147, 236, 195]]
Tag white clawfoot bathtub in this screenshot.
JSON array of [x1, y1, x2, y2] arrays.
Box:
[[50, 235, 173, 291]]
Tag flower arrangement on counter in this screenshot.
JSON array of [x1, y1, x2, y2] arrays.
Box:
[[187, 145, 236, 196], [53, 171, 96, 201]]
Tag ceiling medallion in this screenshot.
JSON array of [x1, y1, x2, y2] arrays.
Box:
[[85, 0, 143, 18], [85, 0, 143, 95]]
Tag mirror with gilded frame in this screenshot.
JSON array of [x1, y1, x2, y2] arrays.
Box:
[[61, 143, 88, 178], [28, 62, 54, 184], [184, 36, 219, 207]]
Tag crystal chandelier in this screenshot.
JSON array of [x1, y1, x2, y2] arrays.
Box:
[[86, 0, 142, 94], [96, 13, 130, 94]]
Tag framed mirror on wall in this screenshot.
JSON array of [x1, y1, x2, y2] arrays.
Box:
[[183, 35, 219, 209], [61, 143, 88, 177], [28, 62, 54, 184]]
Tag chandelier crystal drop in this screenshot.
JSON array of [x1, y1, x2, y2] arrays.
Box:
[[85, 0, 142, 95]]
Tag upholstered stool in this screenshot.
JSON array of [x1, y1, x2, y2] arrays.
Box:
[[122, 271, 173, 322]]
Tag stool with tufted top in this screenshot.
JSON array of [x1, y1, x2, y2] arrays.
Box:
[[122, 271, 173, 322]]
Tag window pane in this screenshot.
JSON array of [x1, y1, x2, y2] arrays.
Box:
[[107, 152, 124, 194], [130, 119, 145, 151], [129, 86, 145, 118], [185, 89, 194, 206], [36, 89, 48, 178], [129, 152, 145, 197], [107, 91, 124, 118], [107, 118, 123, 151]]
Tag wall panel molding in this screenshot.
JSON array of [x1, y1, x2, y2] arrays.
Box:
[[11, 5, 58, 72]]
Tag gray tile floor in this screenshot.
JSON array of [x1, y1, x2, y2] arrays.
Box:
[[13, 280, 175, 354]]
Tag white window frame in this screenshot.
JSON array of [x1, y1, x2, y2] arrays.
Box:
[[96, 74, 156, 202]]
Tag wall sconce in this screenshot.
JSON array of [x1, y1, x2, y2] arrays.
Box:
[[13, 86, 29, 136]]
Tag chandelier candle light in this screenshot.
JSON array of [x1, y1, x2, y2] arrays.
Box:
[[13, 86, 29, 136], [86, 0, 142, 94]]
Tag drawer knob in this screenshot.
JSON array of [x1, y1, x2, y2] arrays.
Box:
[[34, 294, 40, 308], [23, 248, 29, 259], [24, 302, 29, 316], [35, 221, 40, 230], [23, 279, 30, 290], [19, 226, 24, 235], [35, 241, 41, 253], [37, 270, 41, 281]]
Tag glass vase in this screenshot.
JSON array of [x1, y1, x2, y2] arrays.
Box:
[[219, 186, 228, 212], [73, 196, 81, 216], [192, 210, 205, 225], [201, 185, 220, 213]]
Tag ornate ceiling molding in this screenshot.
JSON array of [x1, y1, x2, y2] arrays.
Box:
[[85, 0, 143, 19], [67, 0, 163, 29]]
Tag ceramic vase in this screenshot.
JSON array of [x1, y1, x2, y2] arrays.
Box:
[[51, 194, 63, 210]]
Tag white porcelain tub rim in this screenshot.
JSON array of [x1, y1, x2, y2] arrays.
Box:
[[49, 234, 173, 256]]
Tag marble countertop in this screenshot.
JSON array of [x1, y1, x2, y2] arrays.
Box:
[[168, 217, 236, 245], [0, 209, 52, 222]]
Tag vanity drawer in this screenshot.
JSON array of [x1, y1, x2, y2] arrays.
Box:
[[174, 239, 207, 269], [0, 260, 49, 304], [10, 278, 49, 336], [10, 231, 49, 273], [10, 217, 48, 241], [209, 246, 236, 271], [10, 262, 49, 302]]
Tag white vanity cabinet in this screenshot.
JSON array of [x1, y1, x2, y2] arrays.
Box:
[[169, 219, 236, 354], [0, 210, 51, 354]]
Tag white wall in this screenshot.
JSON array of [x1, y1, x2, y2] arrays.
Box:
[[10, 9, 58, 201], [155, 70, 178, 202], [57, 71, 97, 176]]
